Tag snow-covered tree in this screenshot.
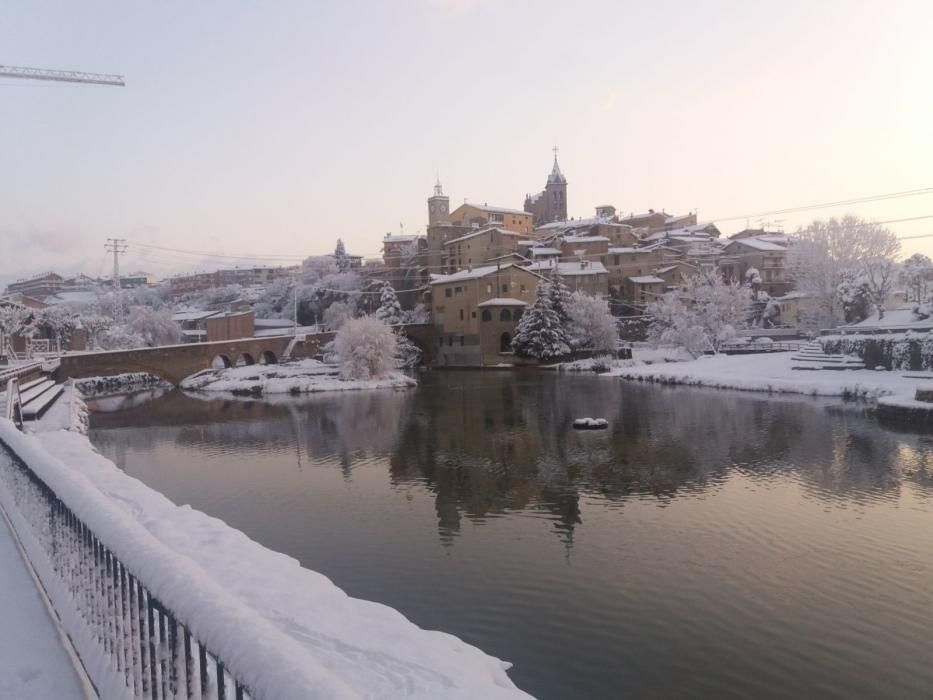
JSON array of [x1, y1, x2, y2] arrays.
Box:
[[323, 301, 356, 331], [394, 333, 423, 368], [35, 307, 78, 347], [837, 273, 872, 323], [333, 316, 398, 380], [567, 292, 619, 352], [124, 307, 181, 347], [511, 281, 570, 360], [334, 239, 351, 273], [375, 283, 404, 325], [79, 313, 113, 349], [547, 270, 571, 327], [902, 253, 933, 303], [788, 215, 900, 326], [647, 271, 752, 357], [0, 304, 30, 347], [98, 326, 145, 350], [406, 303, 430, 324]]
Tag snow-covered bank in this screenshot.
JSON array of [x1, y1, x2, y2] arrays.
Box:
[[74, 372, 169, 398], [180, 359, 416, 395], [559, 345, 692, 372], [0, 420, 532, 699], [608, 351, 933, 401]]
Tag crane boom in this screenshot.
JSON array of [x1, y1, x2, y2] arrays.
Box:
[[0, 64, 124, 86]]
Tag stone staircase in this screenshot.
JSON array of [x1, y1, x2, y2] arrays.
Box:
[[4, 373, 64, 423], [791, 341, 865, 370]]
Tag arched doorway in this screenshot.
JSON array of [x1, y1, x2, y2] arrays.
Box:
[[500, 332, 511, 353], [236, 353, 256, 367], [211, 354, 233, 369], [259, 350, 278, 365]]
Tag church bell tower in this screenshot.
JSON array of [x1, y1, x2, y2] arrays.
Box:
[[427, 176, 449, 226]]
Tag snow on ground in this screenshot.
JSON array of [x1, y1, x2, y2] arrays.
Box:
[[607, 350, 933, 400], [559, 345, 693, 372], [0, 500, 85, 699], [0, 416, 530, 699], [180, 358, 417, 395]]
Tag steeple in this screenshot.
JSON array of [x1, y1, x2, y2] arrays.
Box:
[[434, 173, 444, 197], [428, 173, 449, 226], [548, 146, 567, 185]]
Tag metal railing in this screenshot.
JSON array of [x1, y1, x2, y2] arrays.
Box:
[[0, 443, 251, 700], [720, 341, 804, 354]]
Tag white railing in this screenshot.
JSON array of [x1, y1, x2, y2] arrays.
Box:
[[4, 377, 23, 428]]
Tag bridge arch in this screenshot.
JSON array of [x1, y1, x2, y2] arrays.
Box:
[[236, 352, 256, 367], [211, 354, 233, 369], [259, 350, 278, 365]]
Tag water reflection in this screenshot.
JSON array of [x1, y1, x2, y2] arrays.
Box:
[[89, 372, 933, 700]]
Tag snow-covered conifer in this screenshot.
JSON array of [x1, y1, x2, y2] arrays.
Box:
[[511, 281, 570, 360], [375, 283, 404, 325]]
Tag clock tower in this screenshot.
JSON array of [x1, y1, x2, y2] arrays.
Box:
[[427, 176, 449, 226]]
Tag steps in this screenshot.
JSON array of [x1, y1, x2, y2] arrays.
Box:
[[791, 342, 865, 370], [21, 384, 64, 420], [6, 373, 65, 421]]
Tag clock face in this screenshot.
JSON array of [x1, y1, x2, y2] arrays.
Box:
[[430, 203, 437, 212], [440, 203, 447, 213]]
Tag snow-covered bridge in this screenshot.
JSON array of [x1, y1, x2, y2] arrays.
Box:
[[55, 325, 436, 385]]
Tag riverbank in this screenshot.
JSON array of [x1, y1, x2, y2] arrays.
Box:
[[180, 358, 416, 395], [0, 392, 531, 699], [607, 351, 933, 401]]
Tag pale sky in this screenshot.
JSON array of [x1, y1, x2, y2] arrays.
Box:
[[2, 0, 933, 284]]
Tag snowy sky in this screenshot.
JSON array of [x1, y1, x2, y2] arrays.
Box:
[[2, 0, 933, 284]]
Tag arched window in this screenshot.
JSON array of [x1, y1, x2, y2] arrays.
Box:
[[481, 309, 492, 321], [513, 310, 523, 324], [499, 309, 512, 321], [500, 332, 511, 353]]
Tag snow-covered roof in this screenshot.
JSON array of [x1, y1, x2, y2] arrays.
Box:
[[254, 318, 295, 328], [726, 237, 786, 252], [628, 275, 665, 284], [383, 234, 419, 243], [181, 329, 207, 337], [459, 203, 529, 217], [563, 235, 610, 244], [526, 261, 608, 276], [171, 310, 221, 322], [254, 325, 317, 337], [477, 298, 529, 308], [429, 264, 508, 284], [654, 264, 681, 274], [535, 217, 602, 231], [530, 247, 561, 255], [444, 227, 524, 246]]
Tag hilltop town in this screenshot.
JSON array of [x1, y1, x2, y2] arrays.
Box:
[[1, 152, 827, 368]]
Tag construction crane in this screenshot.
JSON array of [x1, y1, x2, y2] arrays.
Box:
[[0, 64, 124, 86]]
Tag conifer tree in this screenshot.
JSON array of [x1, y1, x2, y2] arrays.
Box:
[[548, 269, 572, 328], [511, 281, 570, 360], [375, 282, 404, 326], [334, 238, 350, 273]]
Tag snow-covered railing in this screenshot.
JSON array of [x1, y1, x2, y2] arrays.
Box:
[[0, 441, 253, 699], [5, 377, 23, 428], [0, 359, 44, 385]]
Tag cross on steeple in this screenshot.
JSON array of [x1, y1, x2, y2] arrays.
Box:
[[552, 145, 559, 159]]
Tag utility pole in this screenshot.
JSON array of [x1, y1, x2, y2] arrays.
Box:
[[105, 238, 127, 322]]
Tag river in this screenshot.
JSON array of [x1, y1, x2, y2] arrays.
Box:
[[87, 371, 933, 699]]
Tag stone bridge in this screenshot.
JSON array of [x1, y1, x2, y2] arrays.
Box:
[[55, 325, 435, 385]]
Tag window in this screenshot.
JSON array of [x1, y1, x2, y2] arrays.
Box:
[[513, 309, 523, 323], [499, 309, 512, 321], [481, 309, 492, 321], [459, 335, 464, 346], [455, 286, 463, 297], [447, 336, 453, 347], [445, 288, 452, 298], [520, 284, 526, 293], [486, 283, 492, 293], [438, 337, 443, 347], [472, 311, 476, 318], [459, 309, 464, 320], [502, 283, 508, 293], [614, 255, 620, 265]]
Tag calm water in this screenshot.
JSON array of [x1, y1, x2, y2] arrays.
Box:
[[88, 372, 933, 699]]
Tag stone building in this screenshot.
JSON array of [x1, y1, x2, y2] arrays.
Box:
[[524, 151, 568, 225], [429, 264, 542, 366], [443, 227, 525, 272]]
